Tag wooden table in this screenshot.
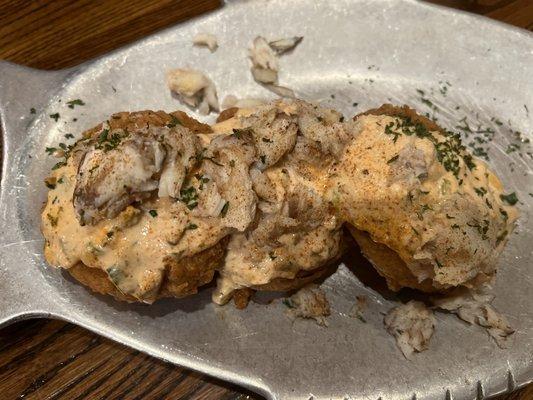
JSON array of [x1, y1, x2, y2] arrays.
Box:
[[0, 1, 531, 399]]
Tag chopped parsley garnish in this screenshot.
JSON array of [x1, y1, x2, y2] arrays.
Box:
[[229, 159, 235, 167], [269, 251, 277, 260], [232, 127, 252, 139], [148, 209, 158, 217], [30, 107, 36, 114], [496, 230, 508, 245], [499, 208, 508, 221], [352, 102, 358, 107], [260, 155, 266, 164], [167, 115, 181, 128], [416, 204, 433, 220], [262, 137, 273, 143], [95, 128, 128, 152], [500, 192, 518, 206], [382, 115, 481, 178], [45, 147, 56, 155], [64, 133, 74, 139], [185, 223, 198, 231], [387, 154, 399, 164], [220, 201, 229, 217], [52, 161, 66, 170], [49, 113, 60, 122], [66, 99, 85, 109], [196, 149, 223, 166], [506, 143, 520, 154], [435, 259, 443, 268], [467, 219, 490, 239], [106, 231, 114, 238], [180, 187, 198, 210], [107, 266, 124, 285], [46, 213, 58, 227], [282, 299, 294, 308], [45, 180, 56, 189], [474, 187, 487, 197]]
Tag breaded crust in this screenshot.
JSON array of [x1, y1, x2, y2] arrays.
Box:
[[348, 226, 438, 293], [251, 264, 337, 292]]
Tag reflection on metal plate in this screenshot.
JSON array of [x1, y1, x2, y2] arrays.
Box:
[[0, 1, 532, 399]]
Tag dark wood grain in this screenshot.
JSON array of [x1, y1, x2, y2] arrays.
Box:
[[0, 0, 531, 399]]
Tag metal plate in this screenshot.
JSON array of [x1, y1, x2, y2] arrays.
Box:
[[0, 1, 532, 399]]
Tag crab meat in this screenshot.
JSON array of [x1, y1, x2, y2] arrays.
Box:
[[269, 36, 303, 54], [251, 67, 278, 84], [192, 33, 218, 52], [384, 301, 436, 359], [222, 95, 266, 110], [74, 125, 201, 225], [249, 36, 279, 85], [264, 84, 295, 98], [432, 288, 514, 348], [166, 68, 219, 114], [285, 284, 331, 326], [199, 133, 257, 231]]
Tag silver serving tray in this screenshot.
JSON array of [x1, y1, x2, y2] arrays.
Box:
[[0, 1, 531, 399]]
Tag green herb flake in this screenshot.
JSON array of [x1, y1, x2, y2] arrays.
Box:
[[260, 155, 266, 164], [262, 137, 273, 143], [66, 99, 85, 109], [282, 299, 294, 308], [180, 186, 198, 210], [45, 181, 56, 189], [148, 209, 158, 217], [435, 259, 443, 268], [45, 147, 56, 155], [30, 107, 36, 114], [64, 133, 75, 139], [220, 201, 230, 218], [387, 154, 399, 164], [496, 230, 508, 245], [46, 213, 58, 227], [500, 192, 518, 206], [167, 115, 181, 128], [49, 113, 60, 122], [185, 223, 198, 231], [106, 266, 124, 285], [52, 161, 66, 170], [474, 187, 487, 197], [106, 231, 114, 238]]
